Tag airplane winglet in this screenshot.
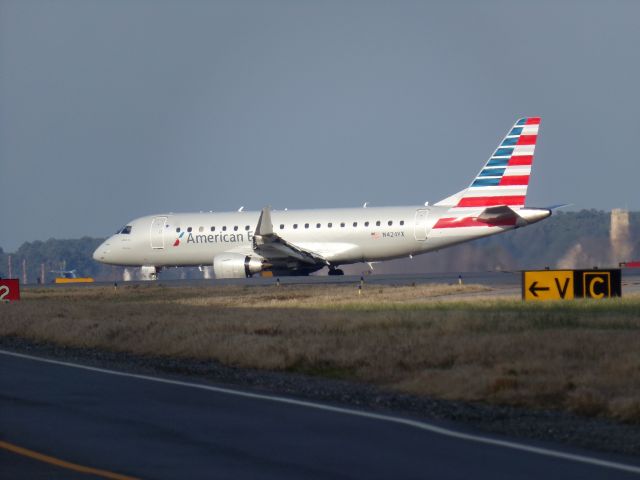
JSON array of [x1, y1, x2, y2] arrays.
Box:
[[253, 205, 327, 266], [256, 206, 274, 236]]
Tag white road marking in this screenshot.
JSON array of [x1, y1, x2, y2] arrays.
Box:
[[2, 349, 639, 475]]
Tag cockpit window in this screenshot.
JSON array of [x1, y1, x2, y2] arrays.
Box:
[[119, 225, 132, 234]]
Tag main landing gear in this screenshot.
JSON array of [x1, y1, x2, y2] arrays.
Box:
[[140, 265, 161, 281], [328, 267, 344, 276]]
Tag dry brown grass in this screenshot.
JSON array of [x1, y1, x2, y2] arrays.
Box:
[[2, 283, 640, 422]]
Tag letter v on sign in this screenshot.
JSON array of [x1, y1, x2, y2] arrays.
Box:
[[523, 271, 574, 301], [555, 277, 571, 298]]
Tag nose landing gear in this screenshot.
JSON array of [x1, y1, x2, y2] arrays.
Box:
[[328, 267, 344, 276]]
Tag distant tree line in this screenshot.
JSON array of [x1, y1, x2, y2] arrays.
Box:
[[0, 237, 112, 283], [1, 210, 639, 283]]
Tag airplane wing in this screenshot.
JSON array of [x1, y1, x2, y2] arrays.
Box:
[[252, 206, 329, 266]]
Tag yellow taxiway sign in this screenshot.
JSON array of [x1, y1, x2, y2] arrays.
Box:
[[522, 270, 574, 301], [522, 269, 621, 301]]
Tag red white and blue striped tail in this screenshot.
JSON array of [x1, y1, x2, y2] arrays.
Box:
[[436, 117, 540, 210]]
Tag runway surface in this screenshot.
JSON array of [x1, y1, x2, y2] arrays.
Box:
[[29, 269, 640, 297], [2, 350, 639, 479]]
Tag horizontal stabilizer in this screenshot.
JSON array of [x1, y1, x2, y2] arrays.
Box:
[[476, 205, 518, 223], [544, 203, 572, 211], [477, 205, 551, 226]]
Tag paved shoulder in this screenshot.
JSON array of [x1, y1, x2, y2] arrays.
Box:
[[1, 350, 639, 479]]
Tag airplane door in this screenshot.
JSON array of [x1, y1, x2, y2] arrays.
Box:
[[414, 209, 429, 241], [150, 216, 167, 249]]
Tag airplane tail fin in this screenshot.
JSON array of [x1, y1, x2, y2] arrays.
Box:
[[435, 117, 540, 210]]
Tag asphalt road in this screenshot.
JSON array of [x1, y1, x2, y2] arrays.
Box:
[[1, 351, 639, 479]]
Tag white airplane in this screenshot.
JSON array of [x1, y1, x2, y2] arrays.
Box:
[[94, 117, 551, 279]]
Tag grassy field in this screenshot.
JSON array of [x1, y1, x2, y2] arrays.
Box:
[[2, 282, 640, 422]]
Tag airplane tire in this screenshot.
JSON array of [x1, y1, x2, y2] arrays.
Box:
[[328, 269, 344, 276]]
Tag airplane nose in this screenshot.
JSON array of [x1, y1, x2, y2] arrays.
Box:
[[93, 240, 111, 262]]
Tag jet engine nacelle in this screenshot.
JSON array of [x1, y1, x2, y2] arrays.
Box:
[[213, 253, 265, 279]]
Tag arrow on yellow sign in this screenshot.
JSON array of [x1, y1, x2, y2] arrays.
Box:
[[528, 281, 550, 297], [522, 271, 574, 301]]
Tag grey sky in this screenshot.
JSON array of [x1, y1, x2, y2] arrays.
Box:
[[1, 0, 639, 251]]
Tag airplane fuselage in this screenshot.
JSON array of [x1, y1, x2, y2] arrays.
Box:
[[94, 205, 547, 270]]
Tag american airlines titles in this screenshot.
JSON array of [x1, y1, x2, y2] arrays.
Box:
[[179, 229, 404, 246], [185, 231, 253, 245]]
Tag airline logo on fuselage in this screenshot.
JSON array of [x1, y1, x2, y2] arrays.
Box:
[[173, 232, 185, 246], [174, 231, 253, 246]]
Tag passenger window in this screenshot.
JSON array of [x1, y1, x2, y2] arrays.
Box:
[[211, 226, 215, 232], [388, 221, 393, 226], [176, 227, 181, 233], [245, 225, 250, 231], [234, 226, 238, 231], [293, 224, 298, 229], [400, 220, 405, 226], [199, 226, 204, 233], [376, 221, 381, 226], [316, 223, 321, 228], [364, 221, 370, 227], [187, 227, 193, 233], [222, 226, 227, 231], [305, 223, 309, 229], [280, 224, 285, 229], [340, 222, 345, 227], [353, 222, 357, 227], [328, 223, 332, 228]]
